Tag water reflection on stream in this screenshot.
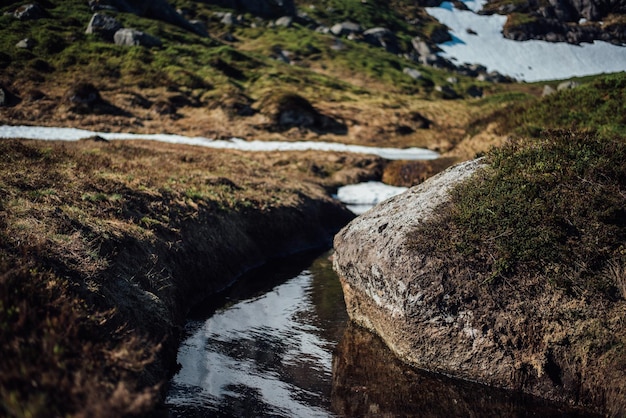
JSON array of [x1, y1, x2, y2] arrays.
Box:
[[166, 250, 591, 417]]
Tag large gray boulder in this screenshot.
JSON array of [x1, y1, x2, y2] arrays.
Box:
[[334, 159, 485, 348], [333, 157, 625, 414]]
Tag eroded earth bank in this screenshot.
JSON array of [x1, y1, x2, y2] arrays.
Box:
[[0, 138, 383, 417]]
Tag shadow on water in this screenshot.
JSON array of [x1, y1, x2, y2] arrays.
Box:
[[185, 250, 327, 321], [167, 250, 597, 418], [332, 323, 595, 418]]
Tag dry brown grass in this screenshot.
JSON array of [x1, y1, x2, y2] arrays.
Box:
[[605, 259, 626, 300], [0, 138, 376, 417]]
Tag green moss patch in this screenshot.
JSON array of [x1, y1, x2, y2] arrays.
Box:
[[412, 130, 626, 295]]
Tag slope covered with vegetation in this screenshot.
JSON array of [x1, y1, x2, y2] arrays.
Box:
[[1, 0, 625, 416]]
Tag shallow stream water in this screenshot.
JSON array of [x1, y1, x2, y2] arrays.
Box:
[[165, 250, 593, 417]]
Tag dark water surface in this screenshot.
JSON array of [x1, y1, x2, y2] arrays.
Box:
[[166, 250, 592, 417]]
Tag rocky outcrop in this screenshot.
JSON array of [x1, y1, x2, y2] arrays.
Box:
[[333, 158, 625, 414], [488, 0, 626, 44]]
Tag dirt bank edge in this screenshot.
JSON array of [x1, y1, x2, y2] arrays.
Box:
[[0, 138, 356, 417]]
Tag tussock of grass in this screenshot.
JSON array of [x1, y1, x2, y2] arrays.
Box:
[[0, 258, 159, 418], [412, 130, 626, 294]]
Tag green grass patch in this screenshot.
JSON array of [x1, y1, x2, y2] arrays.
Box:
[[487, 73, 626, 138], [411, 130, 626, 296]]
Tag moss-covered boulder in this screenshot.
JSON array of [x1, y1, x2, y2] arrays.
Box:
[[333, 132, 626, 415]]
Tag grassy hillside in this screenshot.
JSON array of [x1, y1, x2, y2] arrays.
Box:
[[0, 0, 526, 156], [1, 0, 625, 416], [2, 0, 622, 158]]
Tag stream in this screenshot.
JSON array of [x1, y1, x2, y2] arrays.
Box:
[[165, 250, 591, 418]]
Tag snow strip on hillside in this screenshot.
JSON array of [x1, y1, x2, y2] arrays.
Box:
[[426, 0, 626, 81], [0, 125, 439, 160]]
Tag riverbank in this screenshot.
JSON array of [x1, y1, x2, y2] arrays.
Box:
[[0, 138, 372, 417]]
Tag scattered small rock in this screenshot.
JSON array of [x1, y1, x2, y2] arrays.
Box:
[[330, 21, 362, 37], [363, 27, 399, 53], [220, 12, 239, 26], [403, 68, 423, 80], [85, 13, 122, 41], [272, 47, 292, 64], [275, 16, 293, 27], [13, 3, 45, 20], [465, 85, 484, 98], [315, 25, 330, 34], [0, 88, 7, 107], [447, 76, 458, 84], [542, 85, 557, 96], [189, 20, 208, 36], [435, 85, 460, 99], [113, 28, 162, 47], [15, 38, 35, 49], [88, 0, 118, 12], [557, 80, 580, 90]]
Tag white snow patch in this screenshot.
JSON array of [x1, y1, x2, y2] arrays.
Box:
[[0, 125, 440, 161], [336, 181, 408, 214], [426, 2, 626, 81]]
